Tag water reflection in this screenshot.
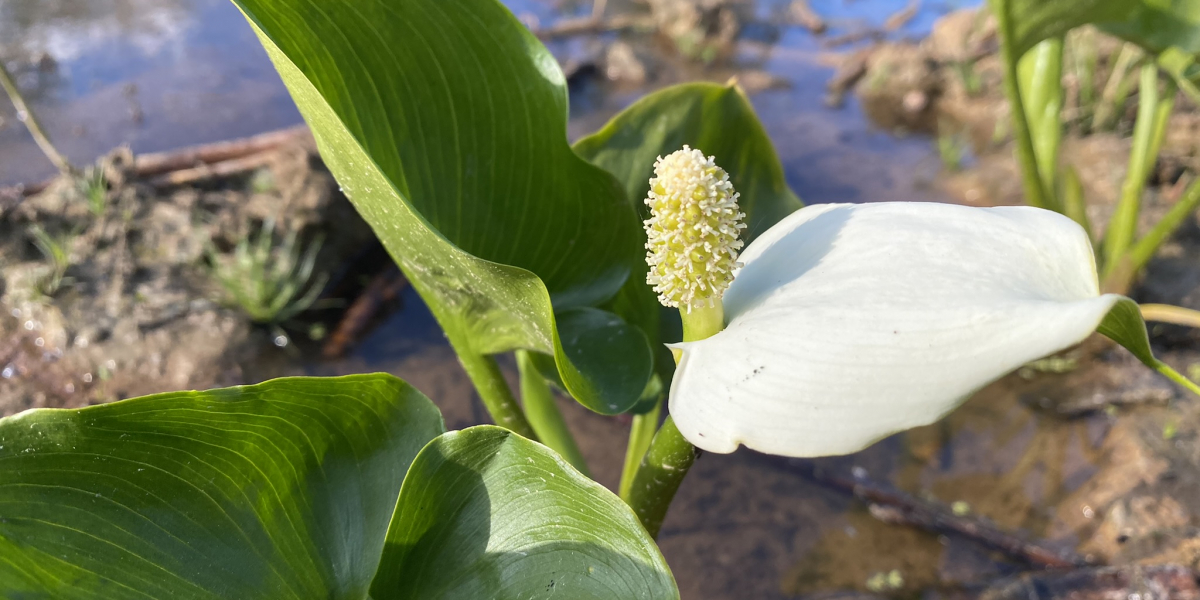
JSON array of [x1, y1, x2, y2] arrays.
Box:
[[1, 0, 193, 64]]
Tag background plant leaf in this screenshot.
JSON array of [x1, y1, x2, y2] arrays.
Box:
[[573, 82, 803, 388], [0, 374, 444, 600], [1097, 0, 1200, 103], [231, 0, 652, 414], [1099, 0, 1200, 55], [1099, 297, 1200, 396], [370, 426, 678, 599], [989, 0, 1142, 57]]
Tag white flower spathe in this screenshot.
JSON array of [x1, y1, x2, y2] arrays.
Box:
[[668, 202, 1120, 457]]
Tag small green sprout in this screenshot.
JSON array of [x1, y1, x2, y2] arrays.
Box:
[[207, 218, 328, 325], [951, 501, 971, 516], [77, 168, 108, 216], [1163, 420, 1179, 441], [27, 225, 73, 297], [1187, 363, 1200, 383], [866, 569, 905, 592]]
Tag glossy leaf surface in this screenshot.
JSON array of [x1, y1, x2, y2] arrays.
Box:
[[0, 375, 444, 599], [371, 426, 678, 599], [232, 0, 651, 414]]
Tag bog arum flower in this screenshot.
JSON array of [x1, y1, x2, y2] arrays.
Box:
[[644, 146, 746, 311], [660, 198, 1139, 458]]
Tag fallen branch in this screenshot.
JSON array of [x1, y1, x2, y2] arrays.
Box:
[[533, 14, 653, 40], [145, 152, 276, 188], [767, 457, 1092, 569], [789, 0, 827, 34], [883, 0, 921, 32], [134, 125, 312, 177], [5, 124, 313, 199], [322, 265, 408, 359], [978, 564, 1200, 600]]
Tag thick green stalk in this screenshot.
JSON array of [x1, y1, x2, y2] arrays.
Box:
[[1062, 167, 1094, 245], [627, 416, 695, 538], [627, 300, 725, 537], [515, 350, 589, 476], [1123, 176, 1200, 277], [619, 394, 663, 501], [450, 337, 537, 440], [991, 0, 1051, 210], [1018, 37, 1064, 208], [1104, 65, 1175, 278]]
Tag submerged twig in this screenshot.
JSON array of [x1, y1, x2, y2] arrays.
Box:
[[0, 62, 74, 175], [322, 264, 408, 358], [978, 565, 1200, 600], [767, 458, 1092, 569], [883, 0, 920, 32], [788, 0, 827, 34]]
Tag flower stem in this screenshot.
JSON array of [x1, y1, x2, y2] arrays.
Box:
[[449, 337, 537, 441], [991, 0, 1051, 210], [681, 302, 724, 342], [627, 297, 725, 536], [619, 393, 663, 501], [626, 416, 695, 538], [1104, 64, 1174, 277], [516, 349, 589, 476]]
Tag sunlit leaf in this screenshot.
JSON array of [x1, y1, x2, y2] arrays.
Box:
[[371, 426, 678, 599], [231, 0, 652, 414], [0, 375, 444, 599]]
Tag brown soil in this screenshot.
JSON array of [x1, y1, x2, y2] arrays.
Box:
[[0, 143, 374, 413]]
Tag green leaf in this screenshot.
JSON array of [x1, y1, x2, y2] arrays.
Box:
[[988, 0, 1142, 57], [231, 0, 652, 414], [574, 82, 803, 242], [0, 374, 445, 600], [1099, 297, 1200, 396], [371, 426, 679, 599], [1099, 0, 1200, 56], [573, 82, 803, 382], [1098, 0, 1200, 103]]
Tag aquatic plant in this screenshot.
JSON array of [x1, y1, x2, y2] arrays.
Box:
[[3, 0, 1198, 597], [207, 218, 327, 325], [987, 0, 1200, 293], [77, 167, 109, 216], [26, 224, 73, 297]]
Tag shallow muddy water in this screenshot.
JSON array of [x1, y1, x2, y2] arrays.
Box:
[[8, 0, 1192, 598]]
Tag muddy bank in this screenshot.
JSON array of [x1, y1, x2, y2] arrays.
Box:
[[0, 139, 374, 411]]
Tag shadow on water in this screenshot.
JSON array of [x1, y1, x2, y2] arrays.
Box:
[[2, 0, 1129, 598]]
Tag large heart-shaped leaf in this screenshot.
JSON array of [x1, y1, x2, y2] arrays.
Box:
[[988, 0, 1142, 57], [231, 0, 652, 414], [573, 82, 804, 384], [370, 426, 678, 599], [0, 374, 444, 599], [1099, 0, 1200, 55]]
